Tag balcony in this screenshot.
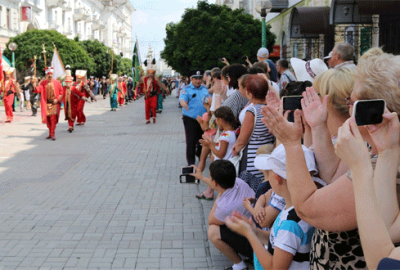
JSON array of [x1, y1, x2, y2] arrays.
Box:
[[270, 0, 289, 12], [73, 8, 87, 21], [61, 3, 72, 12], [223, 0, 234, 8], [63, 27, 73, 35], [46, 0, 66, 7]]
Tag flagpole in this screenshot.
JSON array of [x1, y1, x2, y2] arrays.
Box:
[[34, 55, 37, 78], [42, 43, 47, 68]]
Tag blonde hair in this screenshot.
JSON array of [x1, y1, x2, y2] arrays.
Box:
[[313, 67, 355, 118], [359, 47, 384, 60], [257, 143, 275, 155], [355, 53, 400, 115]]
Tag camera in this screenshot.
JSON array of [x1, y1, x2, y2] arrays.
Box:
[[242, 56, 248, 60], [218, 58, 224, 62], [282, 95, 303, 111]]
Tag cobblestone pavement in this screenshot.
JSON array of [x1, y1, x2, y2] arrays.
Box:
[[0, 96, 232, 270]]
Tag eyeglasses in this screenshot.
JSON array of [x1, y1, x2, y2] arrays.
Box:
[[345, 96, 354, 106]]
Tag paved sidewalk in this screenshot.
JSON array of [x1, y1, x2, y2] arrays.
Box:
[[0, 96, 231, 269]]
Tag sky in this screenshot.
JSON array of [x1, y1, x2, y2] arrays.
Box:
[[130, 0, 200, 62]]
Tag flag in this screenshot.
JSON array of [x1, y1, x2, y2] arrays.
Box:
[[132, 38, 141, 89], [0, 49, 3, 90], [51, 47, 66, 79]]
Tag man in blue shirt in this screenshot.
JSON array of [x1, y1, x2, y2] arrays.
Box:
[[257, 47, 278, 82], [179, 70, 210, 165]]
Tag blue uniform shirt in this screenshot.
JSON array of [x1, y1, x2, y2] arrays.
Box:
[[179, 83, 209, 119]]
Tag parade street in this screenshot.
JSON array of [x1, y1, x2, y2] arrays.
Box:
[[0, 97, 230, 269]]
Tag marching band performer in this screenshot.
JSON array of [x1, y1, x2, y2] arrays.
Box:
[[35, 67, 64, 140]]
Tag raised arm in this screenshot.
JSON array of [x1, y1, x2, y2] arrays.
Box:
[[302, 87, 343, 184], [335, 117, 400, 269], [367, 112, 400, 242], [262, 105, 357, 231]]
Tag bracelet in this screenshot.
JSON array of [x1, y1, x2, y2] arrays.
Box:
[[214, 94, 221, 97]]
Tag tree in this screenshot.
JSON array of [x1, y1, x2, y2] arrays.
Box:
[[78, 39, 120, 78], [117, 58, 132, 76], [3, 30, 94, 79], [161, 1, 276, 76]]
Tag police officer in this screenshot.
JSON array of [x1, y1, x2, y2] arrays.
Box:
[[179, 70, 210, 166]]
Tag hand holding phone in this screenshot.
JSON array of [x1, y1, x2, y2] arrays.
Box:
[[352, 99, 385, 126], [181, 166, 195, 175]]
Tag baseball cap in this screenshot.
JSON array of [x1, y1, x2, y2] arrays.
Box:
[[254, 144, 318, 179], [257, 48, 270, 58]]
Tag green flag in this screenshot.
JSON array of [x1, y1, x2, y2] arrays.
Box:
[[132, 40, 141, 90]]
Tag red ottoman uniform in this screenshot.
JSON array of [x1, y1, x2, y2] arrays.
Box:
[[35, 68, 63, 140], [1, 72, 17, 122], [140, 76, 160, 123], [63, 76, 85, 131]]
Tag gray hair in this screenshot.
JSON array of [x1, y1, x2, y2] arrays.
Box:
[[335, 43, 355, 61], [211, 67, 221, 79]]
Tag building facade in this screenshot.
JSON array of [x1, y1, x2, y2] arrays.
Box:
[[216, 0, 400, 60], [0, 0, 135, 58]]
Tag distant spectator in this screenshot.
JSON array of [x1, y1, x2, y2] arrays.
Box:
[[256, 48, 278, 82], [290, 58, 328, 83], [324, 43, 356, 70], [276, 59, 297, 91]]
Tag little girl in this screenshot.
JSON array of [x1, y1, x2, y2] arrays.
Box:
[[200, 106, 237, 161]]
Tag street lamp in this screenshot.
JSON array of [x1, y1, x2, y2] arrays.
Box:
[[256, 0, 272, 48], [8, 42, 17, 68]]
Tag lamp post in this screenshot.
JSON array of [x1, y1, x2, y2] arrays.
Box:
[[256, 0, 272, 48], [8, 42, 17, 68]]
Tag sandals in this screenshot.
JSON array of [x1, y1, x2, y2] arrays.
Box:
[[196, 192, 214, 200]]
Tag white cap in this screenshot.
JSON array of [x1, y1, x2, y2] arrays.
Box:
[[324, 51, 333, 59], [290, 58, 328, 83], [254, 144, 318, 179], [257, 48, 269, 58]]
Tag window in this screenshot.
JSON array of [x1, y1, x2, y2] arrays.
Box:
[[0, 6, 2, 27], [7, 8, 10, 29]]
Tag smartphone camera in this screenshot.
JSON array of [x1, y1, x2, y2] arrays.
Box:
[[218, 58, 223, 62], [180, 166, 199, 184], [242, 56, 247, 60], [181, 166, 194, 175], [202, 96, 209, 104], [282, 95, 303, 111], [353, 99, 386, 126]]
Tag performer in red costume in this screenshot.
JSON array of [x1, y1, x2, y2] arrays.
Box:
[[0, 68, 19, 123], [63, 75, 86, 133], [74, 70, 96, 126], [140, 68, 168, 124], [35, 67, 64, 140], [117, 77, 126, 106]]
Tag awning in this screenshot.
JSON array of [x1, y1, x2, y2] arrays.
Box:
[[330, 0, 373, 24], [357, 0, 400, 15], [289, 7, 334, 39]]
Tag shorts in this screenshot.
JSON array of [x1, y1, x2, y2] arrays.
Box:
[[220, 225, 253, 258]]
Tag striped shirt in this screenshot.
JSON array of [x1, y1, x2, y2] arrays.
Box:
[[267, 206, 314, 270], [222, 90, 249, 120], [245, 103, 275, 180]]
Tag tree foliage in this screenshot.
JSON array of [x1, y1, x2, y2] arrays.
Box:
[[117, 58, 132, 76], [78, 39, 119, 78], [161, 1, 276, 76], [3, 30, 94, 78]]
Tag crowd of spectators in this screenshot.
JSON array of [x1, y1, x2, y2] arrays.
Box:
[[178, 43, 400, 270]]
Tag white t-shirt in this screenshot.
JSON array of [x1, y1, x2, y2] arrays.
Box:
[[238, 103, 252, 125], [213, 130, 237, 160], [210, 86, 235, 112]]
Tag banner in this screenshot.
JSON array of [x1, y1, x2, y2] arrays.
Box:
[[132, 39, 141, 89], [51, 47, 66, 79], [21, 6, 32, 22]]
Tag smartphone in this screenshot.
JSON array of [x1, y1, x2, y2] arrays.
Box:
[[352, 99, 386, 126], [282, 95, 303, 111], [181, 166, 194, 175], [202, 96, 209, 104], [180, 175, 199, 184], [242, 56, 248, 60], [218, 58, 223, 62]]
